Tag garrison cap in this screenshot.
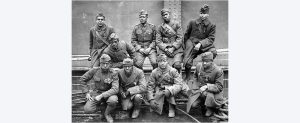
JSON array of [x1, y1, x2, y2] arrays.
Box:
[[200, 4, 209, 14], [139, 9, 148, 16], [161, 8, 171, 15], [201, 52, 213, 61], [100, 54, 111, 63], [157, 54, 168, 62], [122, 58, 134, 66]]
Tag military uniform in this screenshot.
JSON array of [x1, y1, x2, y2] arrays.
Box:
[[147, 64, 182, 115], [103, 40, 135, 68], [80, 54, 119, 123], [183, 4, 217, 80], [132, 22, 157, 69], [186, 52, 226, 116], [89, 24, 115, 68], [156, 11, 183, 71]]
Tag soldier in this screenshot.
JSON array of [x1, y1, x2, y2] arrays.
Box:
[[186, 52, 226, 117], [103, 33, 135, 68], [156, 8, 183, 73], [118, 58, 147, 118], [147, 54, 183, 118], [132, 10, 157, 70], [183, 4, 217, 81], [89, 13, 115, 68], [80, 54, 119, 123]]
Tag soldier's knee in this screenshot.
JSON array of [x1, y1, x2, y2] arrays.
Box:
[[84, 104, 97, 113], [107, 95, 118, 106], [173, 62, 182, 70], [134, 94, 143, 102]]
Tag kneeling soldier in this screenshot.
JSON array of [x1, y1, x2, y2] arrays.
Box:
[[147, 54, 183, 118], [118, 58, 147, 118], [186, 52, 226, 117], [80, 54, 119, 123]]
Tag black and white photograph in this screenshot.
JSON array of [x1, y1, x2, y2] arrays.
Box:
[[72, 0, 228, 122]]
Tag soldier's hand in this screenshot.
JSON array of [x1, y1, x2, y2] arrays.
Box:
[[163, 89, 171, 97], [168, 47, 175, 54], [200, 85, 208, 92], [86, 93, 94, 101], [94, 94, 103, 101], [194, 43, 201, 51], [139, 48, 145, 54], [150, 100, 159, 110], [121, 92, 126, 98], [125, 91, 130, 96], [144, 48, 151, 55]]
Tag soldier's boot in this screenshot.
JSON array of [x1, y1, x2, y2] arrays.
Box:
[[132, 94, 143, 119], [205, 107, 214, 117], [104, 103, 116, 123], [168, 103, 175, 118]]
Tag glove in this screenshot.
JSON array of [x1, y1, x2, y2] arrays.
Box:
[[144, 48, 151, 55], [94, 94, 103, 101], [168, 47, 175, 54], [139, 48, 145, 55], [86, 93, 94, 101], [164, 48, 173, 57], [194, 43, 201, 51], [150, 100, 159, 111]]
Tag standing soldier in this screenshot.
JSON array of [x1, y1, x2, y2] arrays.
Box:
[[103, 33, 135, 68], [89, 13, 115, 68], [186, 52, 226, 118], [156, 8, 183, 73], [118, 58, 147, 119], [80, 54, 119, 123], [132, 10, 157, 70], [183, 4, 217, 81], [147, 54, 183, 118]]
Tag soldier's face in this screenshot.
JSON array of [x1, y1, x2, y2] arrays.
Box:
[[162, 13, 170, 22], [158, 60, 168, 69], [139, 15, 147, 24], [100, 62, 111, 70], [96, 16, 105, 27], [199, 13, 209, 20], [111, 39, 119, 49], [123, 65, 133, 73], [202, 60, 213, 69]]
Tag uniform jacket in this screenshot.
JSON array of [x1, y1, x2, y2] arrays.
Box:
[[183, 18, 216, 52], [118, 66, 147, 95], [103, 40, 136, 68], [89, 24, 115, 50], [156, 21, 183, 55], [131, 23, 156, 52], [80, 68, 119, 98], [186, 63, 226, 113]]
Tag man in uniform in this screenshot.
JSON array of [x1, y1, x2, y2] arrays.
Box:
[[103, 33, 135, 68], [118, 58, 147, 118], [156, 8, 183, 73], [186, 52, 226, 118], [147, 54, 183, 118], [80, 54, 119, 123], [89, 13, 115, 68], [183, 4, 217, 81], [132, 10, 157, 70]]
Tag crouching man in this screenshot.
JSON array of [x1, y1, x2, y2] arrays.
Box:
[[118, 58, 147, 118], [186, 52, 226, 117], [147, 54, 183, 118], [80, 54, 119, 123]]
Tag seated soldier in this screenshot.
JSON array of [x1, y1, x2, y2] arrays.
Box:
[[147, 54, 183, 118], [103, 33, 135, 68], [186, 52, 226, 118], [80, 54, 119, 123], [118, 58, 147, 118]]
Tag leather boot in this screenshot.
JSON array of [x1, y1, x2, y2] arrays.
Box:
[[104, 104, 116, 123], [168, 103, 175, 118], [132, 94, 142, 118]]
